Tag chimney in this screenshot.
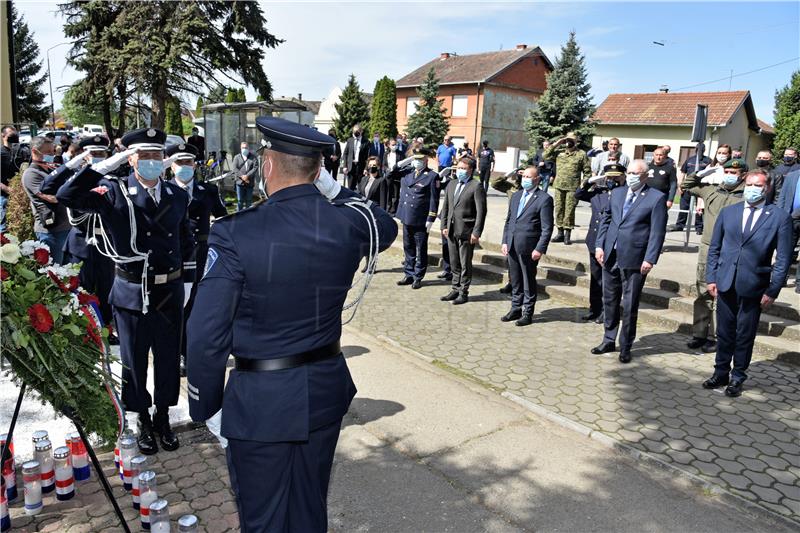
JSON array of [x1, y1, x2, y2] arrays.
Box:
[[297, 93, 303, 101], [659, 85, 669, 94], [516, 44, 527, 51], [440, 52, 450, 60]]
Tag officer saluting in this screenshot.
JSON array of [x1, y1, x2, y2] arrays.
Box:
[[187, 117, 397, 532], [56, 127, 194, 455], [392, 147, 439, 289], [164, 142, 227, 376]]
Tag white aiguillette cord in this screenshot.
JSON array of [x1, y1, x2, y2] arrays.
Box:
[[338, 197, 380, 325]]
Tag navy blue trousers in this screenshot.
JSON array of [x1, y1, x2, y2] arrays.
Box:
[[226, 419, 342, 533], [602, 260, 646, 351], [714, 288, 762, 381], [402, 224, 429, 280], [114, 283, 183, 412]]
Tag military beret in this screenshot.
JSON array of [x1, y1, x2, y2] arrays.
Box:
[[165, 142, 198, 160], [603, 162, 627, 177], [79, 135, 110, 151], [723, 158, 748, 171], [255, 116, 334, 158], [120, 127, 166, 151], [411, 147, 434, 158]]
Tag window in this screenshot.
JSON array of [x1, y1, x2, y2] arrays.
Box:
[[451, 95, 468, 117], [406, 97, 420, 117]]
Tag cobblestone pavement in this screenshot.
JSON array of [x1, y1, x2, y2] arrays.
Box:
[[349, 257, 800, 521]]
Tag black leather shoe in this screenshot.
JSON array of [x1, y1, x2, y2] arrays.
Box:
[[667, 224, 684, 232], [515, 313, 533, 326], [563, 230, 572, 245], [594, 315, 604, 324], [437, 272, 453, 281], [687, 337, 707, 350], [618, 351, 632, 363], [701, 341, 717, 353], [108, 333, 120, 346], [581, 311, 600, 321], [452, 294, 469, 305], [499, 283, 512, 294], [501, 309, 522, 322], [397, 277, 413, 286], [724, 380, 744, 397], [702, 375, 729, 389], [411, 279, 422, 289], [153, 408, 180, 452], [551, 230, 564, 243], [137, 412, 158, 455], [441, 290, 459, 301], [591, 342, 616, 354]]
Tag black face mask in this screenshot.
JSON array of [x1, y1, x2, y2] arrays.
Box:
[[369, 167, 379, 174], [354, 132, 361, 138], [565, 141, 576, 149], [6, 134, 19, 144], [756, 159, 771, 168]]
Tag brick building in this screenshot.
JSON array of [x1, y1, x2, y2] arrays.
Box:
[[395, 44, 552, 151]]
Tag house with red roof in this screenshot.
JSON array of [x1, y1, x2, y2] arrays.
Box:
[[592, 90, 774, 170]]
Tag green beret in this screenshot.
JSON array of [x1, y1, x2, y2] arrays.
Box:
[[723, 158, 748, 171]]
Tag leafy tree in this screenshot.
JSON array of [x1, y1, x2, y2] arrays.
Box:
[[60, 83, 106, 127], [10, 3, 49, 126], [773, 70, 800, 160], [164, 95, 184, 136], [524, 31, 595, 150], [333, 75, 371, 140], [195, 96, 205, 115], [405, 68, 449, 150], [370, 76, 397, 140], [206, 84, 227, 104]]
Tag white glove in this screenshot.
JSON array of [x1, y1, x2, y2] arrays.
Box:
[[425, 221, 433, 232], [396, 156, 414, 169], [314, 167, 341, 200], [162, 154, 179, 170], [696, 165, 718, 178], [93, 148, 137, 175], [183, 282, 192, 307], [66, 150, 92, 170], [700, 167, 725, 185], [589, 174, 606, 184], [206, 409, 227, 448]]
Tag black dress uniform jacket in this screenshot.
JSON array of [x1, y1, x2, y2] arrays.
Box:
[[394, 167, 439, 227]]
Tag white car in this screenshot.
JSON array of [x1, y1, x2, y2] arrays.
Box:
[[80, 124, 105, 138]]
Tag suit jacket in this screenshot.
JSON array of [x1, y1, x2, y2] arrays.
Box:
[[232, 153, 257, 187], [574, 183, 613, 252], [776, 169, 800, 218], [323, 140, 342, 171], [706, 202, 793, 299], [357, 174, 389, 211], [368, 140, 385, 165], [439, 178, 487, 240], [395, 166, 439, 227], [342, 136, 370, 174], [595, 185, 667, 270], [502, 188, 554, 255]]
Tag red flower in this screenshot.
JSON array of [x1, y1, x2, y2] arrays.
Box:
[[0, 234, 9, 245], [0, 266, 8, 281], [68, 276, 80, 291], [47, 271, 69, 292], [28, 304, 54, 333], [33, 248, 50, 266]]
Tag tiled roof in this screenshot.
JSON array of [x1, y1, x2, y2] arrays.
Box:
[[757, 119, 775, 135], [594, 91, 751, 127], [396, 46, 550, 87]]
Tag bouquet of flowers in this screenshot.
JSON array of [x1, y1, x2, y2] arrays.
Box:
[[1, 233, 123, 443]]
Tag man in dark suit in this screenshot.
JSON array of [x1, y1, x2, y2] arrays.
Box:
[[368, 132, 385, 166], [500, 166, 554, 326], [776, 168, 800, 293], [439, 156, 487, 305], [322, 128, 342, 183], [341, 124, 369, 190], [593, 159, 667, 362], [704, 170, 793, 397]]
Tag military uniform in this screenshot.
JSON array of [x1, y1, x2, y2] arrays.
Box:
[[544, 140, 591, 235], [187, 117, 397, 532], [393, 149, 439, 285], [56, 128, 193, 455]]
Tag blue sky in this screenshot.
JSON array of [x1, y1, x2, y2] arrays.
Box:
[[19, 1, 800, 123]]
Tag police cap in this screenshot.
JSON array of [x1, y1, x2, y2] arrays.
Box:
[[602, 162, 627, 177], [165, 142, 198, 161], [78, 135, 111, 152], [120, 127, 166, 152], [411, 147, 434, 158], [255, 116, 334, 158], [723, 158, 748, 171]]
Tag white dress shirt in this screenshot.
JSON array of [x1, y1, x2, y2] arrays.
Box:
[[741, 201, 765, 233]]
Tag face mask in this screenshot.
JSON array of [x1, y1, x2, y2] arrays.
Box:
[[369, 166, 379, 174], [241, 149, 249, 157], [6, 134, 18, 144], [456, 169, 470, 182], [174, 165, 194, 182], [756, 159, 770, 168], [136, 159, 162, 181], [373, 137, 380, 143], [91, 157, 105, 165], [716, 154, 729, 163], [412, 159, 425, 171], [722, 173, 739, 188], [783, 156, 796, 164], [390, 145, 397, 151], [42, 154, 55, 163], [626, 173, 641, 189], [521, 177, 535, 190], [743, 185, 765, 204], [607, 179, 619, 190], [354, 132, 361, 138], [565, 141, 576, 150], [258, 179, 266, 196]]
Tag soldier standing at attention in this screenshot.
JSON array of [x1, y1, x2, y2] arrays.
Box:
[[544, 132, 591, 245]]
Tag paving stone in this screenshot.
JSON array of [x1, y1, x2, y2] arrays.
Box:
[[750, 485, 784, 504]]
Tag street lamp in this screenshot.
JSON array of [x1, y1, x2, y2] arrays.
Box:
[[46, 42, 71, 130]]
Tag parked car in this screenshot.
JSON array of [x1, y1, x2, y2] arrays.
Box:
[[80, 124, 105, 138], [18, 129, 31, 144]]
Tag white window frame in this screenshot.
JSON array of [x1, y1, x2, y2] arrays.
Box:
[[451, 95, 468, 117], [406, 97, 420, 117]]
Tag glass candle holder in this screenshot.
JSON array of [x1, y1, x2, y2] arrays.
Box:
[[130, 456, 148, 510], [1, 476, 10, 532], [66, 432, 90, 481], [53, 446, 75, 501], [177, 514, 198, 532], [34, 439, 54, 494], [119, 437, 137, 491], [30, 430, 48, 447], [0, 434, 16, 503], [138, 471, 158, 530], [22, 461, 42, 516], [149, 498, 170, 533], [115, 428, 134, 477]]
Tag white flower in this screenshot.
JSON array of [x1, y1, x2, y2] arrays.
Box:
[[38, 263, 81, 278], [19, 240, 37, 257], [60, 293, 81, 316], [4, 234, 19, 245], [0, 243, 21, 264]]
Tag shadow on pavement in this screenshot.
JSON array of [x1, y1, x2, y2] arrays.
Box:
[[342, 398, 405, 429], [342, 345, 370, 359]]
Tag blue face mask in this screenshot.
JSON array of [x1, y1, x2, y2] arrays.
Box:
[[743, 185, 765, 204], [42, 154, 55, 163], [91, 157, 105, 165], [62, 154, 71, 163], [241, 149, 249, 157], [136, 159, 162, 181], [456, 169, 470, 182], [521, 177, 535, 190], [412, 159, 425, 171], [174, 165, 194, 182], [722, 173, 739, 188], [783, 156, 796, 164], [607, 179, 619, 190], [626, 173, 641, 189]]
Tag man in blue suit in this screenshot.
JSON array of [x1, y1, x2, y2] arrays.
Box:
[[186, 117, 397, 532], [775, 168, 800, 293], [704, 169, 793, 397], [593, 159, 667, 363]]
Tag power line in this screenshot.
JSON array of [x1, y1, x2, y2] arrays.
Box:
[[674, 57, 799, 91]]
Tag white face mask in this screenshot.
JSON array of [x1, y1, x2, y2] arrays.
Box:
[[716, 154, 729, 163], [412, 159, 425, 171]]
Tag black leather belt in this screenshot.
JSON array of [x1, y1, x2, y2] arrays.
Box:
[[234, 341, 341, 372], [115, 267, 182, 284]]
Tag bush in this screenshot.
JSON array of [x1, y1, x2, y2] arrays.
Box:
[[6, 170, 35, 242]]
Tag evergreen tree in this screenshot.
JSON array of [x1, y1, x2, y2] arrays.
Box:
[[207, 84, 227, 104], [239, 88, 248, 102], [333, 75, 371, 140], [225, 88, 238, 105], [405, 68, 449, 150], [524, 31, 595, 150], [773, 70, 800, 160], [164, 95, 184, 135], [195, 96, 205, 115], [11, 4, 49, 126], [369, 76, 397, 139]]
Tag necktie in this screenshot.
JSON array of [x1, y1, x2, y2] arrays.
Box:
[[454, 182, 464, 203], [147, 187, 159, 206], [743, 206, 756, 236], [622, 191, 635, 218], [517, 191, 529, 217]]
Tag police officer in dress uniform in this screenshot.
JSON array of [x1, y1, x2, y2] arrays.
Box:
[[392, 147, 439, 289], [165, 142, 227, 376], [56, 127, 194, 455], [186, 117, 397, 532]]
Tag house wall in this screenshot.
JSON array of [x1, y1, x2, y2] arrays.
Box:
[[313, 86, 343, 133], [396, 84, 482, 148], [491, 55, 549, 92], [480, 86, 539, 150]]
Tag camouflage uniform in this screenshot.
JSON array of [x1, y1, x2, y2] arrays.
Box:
[[490, 172, 521, 199], [544, 145, 591, 230]]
